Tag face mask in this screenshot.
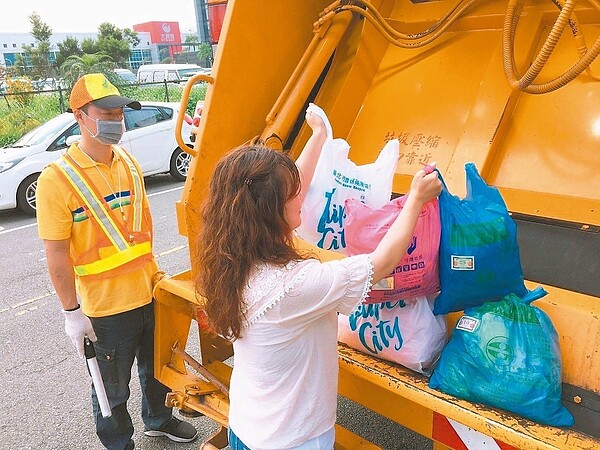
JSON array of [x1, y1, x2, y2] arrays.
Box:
[[81, 111, 125, 145]]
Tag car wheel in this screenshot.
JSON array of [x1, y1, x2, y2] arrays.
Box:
[[170, 148, 191, 181], [17, 174, 39, 216]]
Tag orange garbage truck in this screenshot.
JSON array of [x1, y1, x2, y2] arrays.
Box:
[[155, 0, 600, 448]]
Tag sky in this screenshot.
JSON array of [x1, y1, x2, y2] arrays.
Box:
[[4, 0, 199, 34]]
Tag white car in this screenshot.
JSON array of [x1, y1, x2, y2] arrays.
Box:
[[0, 101, 193, 215]]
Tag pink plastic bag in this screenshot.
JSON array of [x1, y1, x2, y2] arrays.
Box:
[[345, 196, 441, 304]]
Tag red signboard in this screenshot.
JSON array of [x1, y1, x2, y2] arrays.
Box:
[[133, 21, 183, 56]]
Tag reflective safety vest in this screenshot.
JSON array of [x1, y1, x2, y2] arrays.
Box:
[[51, 146, 153, 277]]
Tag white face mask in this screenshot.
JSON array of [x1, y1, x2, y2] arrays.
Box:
[[81, 110, 125, 145]]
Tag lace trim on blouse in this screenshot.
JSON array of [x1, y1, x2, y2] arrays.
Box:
[[242, 255, 373, 328], [242, 260, 310, 328], [363, 256, 374, 301]]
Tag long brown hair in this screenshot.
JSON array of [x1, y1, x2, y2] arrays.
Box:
[[195, 145, 305, 340]]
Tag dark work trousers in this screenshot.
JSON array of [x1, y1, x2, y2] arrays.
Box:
[[89, 300, 172, 450]]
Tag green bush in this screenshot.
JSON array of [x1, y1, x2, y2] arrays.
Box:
[[5, 77, 35, 107], [0, 93, 63, 147]]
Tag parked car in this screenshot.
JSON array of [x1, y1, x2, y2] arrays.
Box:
[[113, 68, 137, 84], [32, 78, 67, 92], [136, 63, 210, 84], [0, 101, 193, 215]]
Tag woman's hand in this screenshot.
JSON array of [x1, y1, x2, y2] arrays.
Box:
[[296, 109, 328, 191], [409, 163, 442, 206], [305, 110, 327, 137]]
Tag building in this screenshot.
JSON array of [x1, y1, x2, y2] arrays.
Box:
[[0, 19, 209, 74], [206, 0, 227, 43], [0, 30, 158, 73], [0, 0, 231, 74]]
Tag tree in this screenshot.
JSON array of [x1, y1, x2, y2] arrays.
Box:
[[81, 37, 97, 54], [21, 12, 53, 80], [183, 35, 200, 56], [55, 36, 82, 69], [197, 42, 214, 66], [95, 23, 136, 66], [60, 53, 114, 87], [12, 54, 28, 76], [73, 23, 138, 69], [124, 28, 140, 48]]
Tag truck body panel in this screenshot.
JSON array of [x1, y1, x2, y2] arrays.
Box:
[[157, 0, 600, 448]]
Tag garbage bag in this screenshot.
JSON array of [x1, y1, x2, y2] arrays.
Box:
[[429, 286, 574, 427], [338, 295, 446, 375], [433, 163, 527, 315], [344, 196, 440, 303], [296, 104, 398, 254]]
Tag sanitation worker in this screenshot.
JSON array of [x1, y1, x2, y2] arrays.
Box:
[[37, 73, 198, 450]]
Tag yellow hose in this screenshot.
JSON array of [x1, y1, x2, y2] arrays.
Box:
[[343, 0, 476, 41], [503, 0, 600, 94], [319, 0, 600, 93], [320, 0, 477, 49], [554, 0, 600, 81]]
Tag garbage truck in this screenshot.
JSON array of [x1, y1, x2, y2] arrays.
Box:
[[154, 0, 600, 448]]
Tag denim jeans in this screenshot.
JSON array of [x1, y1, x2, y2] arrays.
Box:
[[228, 427, 252, 450], [89, 300, 172, 450], [228, 427, 335, 450]]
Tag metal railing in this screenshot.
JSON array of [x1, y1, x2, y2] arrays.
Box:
[[0, 79, 207, 113]]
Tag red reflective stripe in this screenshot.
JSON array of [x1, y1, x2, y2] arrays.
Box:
[[433, 412, 469, 450], [432, 413, 518, 450], [496, 441, 519, 450]]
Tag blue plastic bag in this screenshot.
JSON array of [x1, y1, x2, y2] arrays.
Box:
[[429, 286, 574, 427], [433, 163, 527, 315]]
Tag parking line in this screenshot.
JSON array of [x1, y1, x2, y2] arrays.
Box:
[[0, 185, 184, 236], [147, 185, 184, 197], [157, 245, 187, 256], [0, 222, 37, 236], [2, 242, 188, 316], [0, 291, 55, 316]]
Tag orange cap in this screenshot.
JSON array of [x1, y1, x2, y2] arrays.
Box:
[[68, 73, 141, 112]]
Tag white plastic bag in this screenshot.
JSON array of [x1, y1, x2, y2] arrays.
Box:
[[338, 296, 447, 375], [296, 104, 398, 254]]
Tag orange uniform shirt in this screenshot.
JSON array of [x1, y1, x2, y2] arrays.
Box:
[[37, 143, 159, 317]]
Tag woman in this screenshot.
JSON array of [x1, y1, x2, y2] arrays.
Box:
[[195, 109, 441, 449]]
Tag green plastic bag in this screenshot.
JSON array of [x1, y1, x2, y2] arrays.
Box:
[[429, 286, 574, 427]]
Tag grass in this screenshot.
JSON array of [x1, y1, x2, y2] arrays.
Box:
[[0, 82, 207, 148]]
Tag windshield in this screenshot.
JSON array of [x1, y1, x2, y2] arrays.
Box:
[[11, 113, 74, 147], [177, 68, 203, 79], [117, 71, 136, 83]]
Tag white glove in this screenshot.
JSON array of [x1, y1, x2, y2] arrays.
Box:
[[63, 306, 97, 358]]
